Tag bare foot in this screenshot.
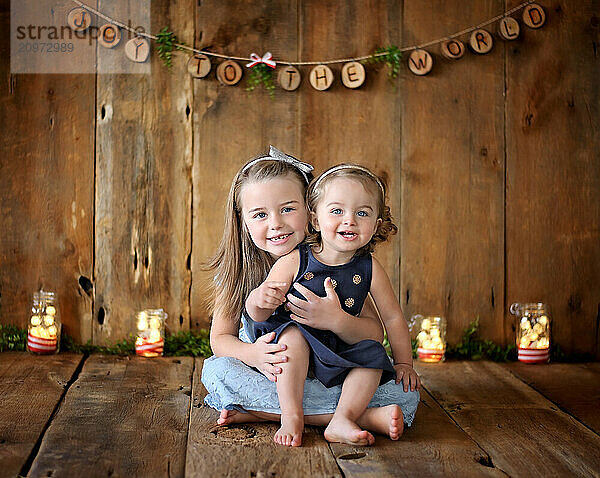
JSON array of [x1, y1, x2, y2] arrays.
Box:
[[324, 415, 375, 446], [274, 414, 303, 447], [217, 409, 268, 426], [357, 405, 404, 440]]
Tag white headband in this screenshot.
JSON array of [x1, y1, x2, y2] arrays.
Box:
[[312, 164, 386, 196], [241, 145, 314, 184]]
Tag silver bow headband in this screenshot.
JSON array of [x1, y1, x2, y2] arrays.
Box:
[[312, 164, 386, 196], [241, 146, 314, 184]]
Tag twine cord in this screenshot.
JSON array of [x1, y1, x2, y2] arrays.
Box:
[[71, 0, 536, 65]]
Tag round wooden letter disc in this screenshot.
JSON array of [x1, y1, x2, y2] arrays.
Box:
[[309, 65, 334, 91], [522, 4, 546, 29], [498, 17, 520, 40], [98, 24, 121, 49], [278, 65, 301, 91], [217, 60, 243, 85], [187, 54, 211, 78], [125, 37, 151, 63], [67, 7, 92, 32], [341, 62, 365, 88], [469, 29, 493, 54], [440, 39, 465, 59], [408, 49, 433, 76]]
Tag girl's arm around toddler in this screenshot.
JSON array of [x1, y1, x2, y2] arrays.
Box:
[[370, 257, 421, 392], [210, 303, 288, 382]]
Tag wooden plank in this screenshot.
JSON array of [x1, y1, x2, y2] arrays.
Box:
[[191, 0, 300, 328], [28, 355, 193, 477], [94, 0, 193, 343], [0, 352, 83, 478], [299, 0, 403, 295], [505, 1, 600, 357], [0, 5, 95, 342], [400, 0, 505, 344], [185, 358, 342, 477], [417, 361, 600, 477], [331, 389, 504, 477], [503, 362, 600, 434]]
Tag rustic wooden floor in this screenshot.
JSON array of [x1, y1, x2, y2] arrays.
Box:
[[1, 353, 599, 477]]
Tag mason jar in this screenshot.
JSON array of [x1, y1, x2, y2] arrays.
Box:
[[135, 308, 166, 357], [27, 290, 61, 354], [412, 314, 447, 363], [510, 302, 550, 363]]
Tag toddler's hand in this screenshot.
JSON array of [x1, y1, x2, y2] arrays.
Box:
[[393, 363, 421, 392], [248, 281, 288, 310], [249, 332, 288, 382], [286, 277, 341, 331]]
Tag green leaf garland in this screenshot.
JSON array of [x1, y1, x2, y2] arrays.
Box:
[[365, 45, 403, 81], [246, 63, 276, 98], [155, 27, 185, 69]]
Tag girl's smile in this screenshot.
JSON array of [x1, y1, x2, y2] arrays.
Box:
[[240, 176, 308, 259], [311, 178, 380, 264]]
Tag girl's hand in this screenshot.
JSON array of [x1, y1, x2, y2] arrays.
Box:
[[286, 278, 341, 331], [248, 281, 288, 310], [248, 332, 288, 382], [394, 363, 421, 392]]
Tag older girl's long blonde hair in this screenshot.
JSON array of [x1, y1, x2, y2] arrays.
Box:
[[204, 157, 312, 323]]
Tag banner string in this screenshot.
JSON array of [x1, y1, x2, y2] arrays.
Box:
[[71, 0, 536, 65]]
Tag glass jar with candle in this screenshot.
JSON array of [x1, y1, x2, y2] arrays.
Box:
[[510, 302, 550, 363], [27, 290, 61, 354], [411, 314, 447, 363], [135, 308, 166, 357]]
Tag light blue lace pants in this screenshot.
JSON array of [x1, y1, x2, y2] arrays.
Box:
[[201, 325, 419, 426]]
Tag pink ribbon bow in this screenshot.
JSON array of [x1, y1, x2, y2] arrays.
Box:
[[246, 52, 276, 68]]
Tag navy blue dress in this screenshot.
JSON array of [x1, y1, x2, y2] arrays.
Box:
[[247, 244, 396, 388]]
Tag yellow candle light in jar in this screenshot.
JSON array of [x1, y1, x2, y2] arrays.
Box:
[[28, 290, 61, 354], [135, 309, 166, 357], [510, 303, 551, 364], [410, 314, 447, 363]]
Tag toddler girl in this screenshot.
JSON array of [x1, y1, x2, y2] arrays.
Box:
[[245, 163, 419, 447]]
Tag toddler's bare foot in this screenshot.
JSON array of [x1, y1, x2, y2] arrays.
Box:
[[274, 414, 303, 447], [324, 416, 375, 446], [217, 409, 267, 426], [357, 405, 404, 440]]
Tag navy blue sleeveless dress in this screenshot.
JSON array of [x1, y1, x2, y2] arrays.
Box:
[[247, 244, 396, 388]]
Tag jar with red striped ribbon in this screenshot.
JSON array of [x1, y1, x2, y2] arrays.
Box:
[[411, 314, 447, 363], [28, 290, 61, 354], [510, 303, 551, 364], [135, 309, 166, 357]]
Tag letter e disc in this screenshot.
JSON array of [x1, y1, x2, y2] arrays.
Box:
[[341, 62, 365, 88]]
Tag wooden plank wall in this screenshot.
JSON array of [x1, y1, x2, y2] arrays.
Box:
[[0, 1, 598, 356], [0, 0, 95, 343], [505, 0, 600, 354], [94, 0, 193, 345]]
